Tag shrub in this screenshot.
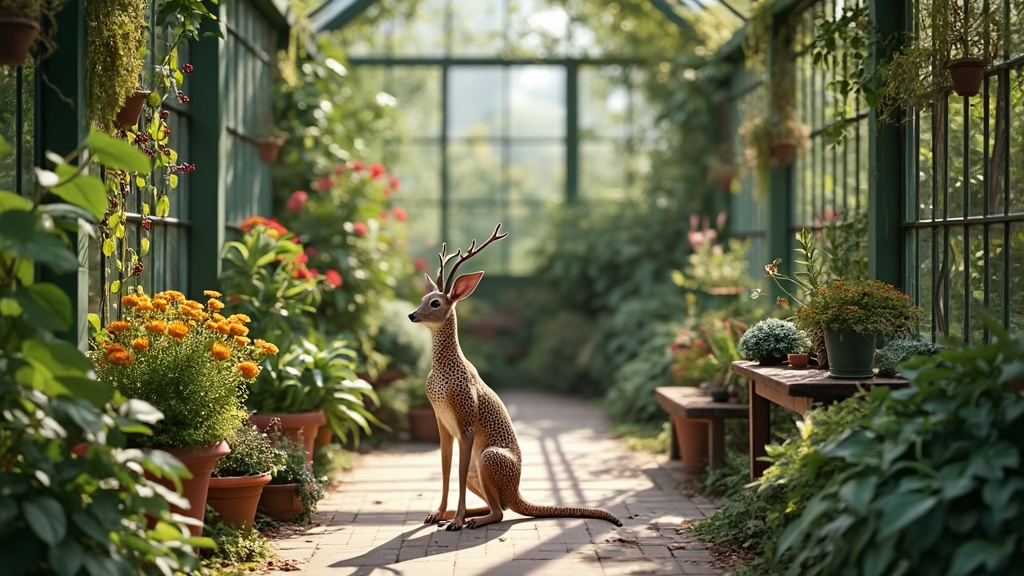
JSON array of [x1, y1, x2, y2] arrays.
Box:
[[268, 426, 325, 522], [874, 337, 945, 377], [738, 318, 807, 364], [372, 299, 432, 377], [794, 279, 921, 338], [214, 424, 276, 477]]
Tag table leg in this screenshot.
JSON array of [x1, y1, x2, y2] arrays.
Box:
[[749, 380, 771, 480], [708, 418, 725, 469]]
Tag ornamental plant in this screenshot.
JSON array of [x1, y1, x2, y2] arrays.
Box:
[[267, 422, 325, 522], [738, 318, 809, 365], [793, 280, 921, 339], [90, 288, 280, 448], [213, 424, 276, 478]]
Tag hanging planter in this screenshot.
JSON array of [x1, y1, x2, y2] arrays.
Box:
[[0, 18, 39, 67], [947, 57, 986, 97], [115, 89, 151, 128], [256, 137, 286, 164], [771, 140, 798, 165]]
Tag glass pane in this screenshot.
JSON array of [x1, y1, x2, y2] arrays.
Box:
[[391, 143, 442, 201], [448, 203, 508, 273], [509, 66, 565, 138], [450, 0, 505, 56], [448, 140, 504, 203], [579, 140, 628, 200], [447, 67, 504, 138], [387, 67, 443, 138], [579, 66, 628, 138], [403, 199, 443, 269], [1010, 67, 1024, 215], [506, 0, 575, 58], [506, 201, 548, 275], [508, 143, 564, 203]]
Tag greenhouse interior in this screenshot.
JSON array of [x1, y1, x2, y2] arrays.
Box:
[[1, 0, 1023, 574]]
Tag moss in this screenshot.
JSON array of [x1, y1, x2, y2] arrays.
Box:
[[85, 0, 147, 132]]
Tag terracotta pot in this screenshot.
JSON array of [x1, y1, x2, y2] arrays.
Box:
[[772, 140, 797, 165], [408, 406, 440, 443], [207, 472, 272, 534], [256, 138, 284, 164], [249, 410, 325, 468], [258, 483, 303, 521], [315, 425, 333, 449], [116, 90, 151, 129], [787, 353, 810, 369], [0, 18, 40, 67], [947, 57, 986, 97], [374, 368, 407, 387], [153, 441, 231, 537], [670, 413, 709, 475]]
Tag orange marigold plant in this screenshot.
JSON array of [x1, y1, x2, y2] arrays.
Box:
[[90, 287, 278, 449]]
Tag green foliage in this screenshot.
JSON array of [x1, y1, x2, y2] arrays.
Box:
[[874, 338, 945, 377], [214, 424, 275, 477], [84, 0, 146, 132], [0, 0, 40, 17], [613, 422, 671, 455], [267, 426, 325, 522], [201, 511, 274, 571], [372, 299, 432, 377], [794, 280, 921, 338], [776, 323, 1024, 575], [517, 311, 598, 396], [738, 318, 808, 364]]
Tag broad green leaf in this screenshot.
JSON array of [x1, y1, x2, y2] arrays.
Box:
[[86, 131, 151, 173], [0, 190, 32, 212], [87, 312, 101, 332], [0, 297, 23, 316], [102, 237, 115, 256], [51, 164, 106, 219], [23, 339, 94, 376], [0, 211, 79, 273], [839, 476, 876, 515], [878, 492, 938, 538], [61, 376, 115, 407], [169, 173, 178, 188], [13, 283, 73, 331], [110, 279, 121, 293], [23, 497, 67, 545], [140, 237, 150, 256]]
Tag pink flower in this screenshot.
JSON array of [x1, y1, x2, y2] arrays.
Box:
[[350, 160, 365, 172], [392, 206, 407, 222], [287, 190, 308, 212], [389, 176, 401, 191], [315, 177, 333, 191], [325, 269, 342, 288], [369, 163, 386, 179], [353, 222, 368, 237], [413, 257, 429, 272], [333, 163, 346, 175]]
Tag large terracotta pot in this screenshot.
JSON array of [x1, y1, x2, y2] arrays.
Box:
[[249, 410, 325, 467], [670, 414, 709, 475], [314, 426, 333, 449], [0, 18, 40, 67], [258, 483, 303, 521], [154, 441, 231, 537], [207, 472, 272, 534], [408, 406, 440, 443]]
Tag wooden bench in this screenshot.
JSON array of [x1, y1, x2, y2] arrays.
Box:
[[655, 386, 748, 473]]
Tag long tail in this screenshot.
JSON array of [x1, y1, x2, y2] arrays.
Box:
[[509, 494, 622, 526]]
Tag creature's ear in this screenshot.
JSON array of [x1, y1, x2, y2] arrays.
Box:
[[424, 273, 439, 294], [449, 271, 484, 302]]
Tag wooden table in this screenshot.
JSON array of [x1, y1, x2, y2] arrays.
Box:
[[732, 361, 908, 480], [655, 387, 748, 471]]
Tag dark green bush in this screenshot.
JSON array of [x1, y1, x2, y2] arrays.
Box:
[[373, 299, 432, 377], [873, 337, 944, 377], [738, 318, 808, 364]]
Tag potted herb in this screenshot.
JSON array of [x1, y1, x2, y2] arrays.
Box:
[[208, 424, 276, 534], [90, 288, 279, 535], [259, 422, 325, 523], [84, 0, 147, 131], [738, 318, 809, 365], [794, 280, 921, 379], [0, 0, 41, 66]]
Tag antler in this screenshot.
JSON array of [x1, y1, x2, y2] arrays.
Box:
[[434, 242, 461, 292], [436, 224, 508, 294]]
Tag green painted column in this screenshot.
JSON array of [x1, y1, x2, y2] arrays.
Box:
[[765, 14, 793, 300], [187, 8, 226, 298], [867, 0, 906, 286]]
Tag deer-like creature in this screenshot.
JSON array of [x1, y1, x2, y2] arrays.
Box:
[[408, 224, 622, 531]]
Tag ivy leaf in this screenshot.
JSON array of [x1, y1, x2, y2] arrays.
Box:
[[48, 539, 84, 576], [87, 131, 151, 173], [23, 497, 67, 545], [877, 491, 938, 538]]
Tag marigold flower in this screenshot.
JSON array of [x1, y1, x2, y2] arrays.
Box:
[[228, 313, 251, 324], [211, 341, 232, 360], [108, 350, 134, 366], [168, 322, 189, 340], [229, 323, 249, 336], [212, 313, 225, 322], [236, 361, 260, 379], [130, 337, 149, 350], [106, 320, 130, 333], [136, 300, 154, 311], [159, 290, 186, 302], [204, 290, 222, 298], [145, 320, 167, 335], [121, 295, 140, 309], [215, 322, 232, 335], [207, 298, 225, 311], [255, 339, 279, 355], [152, 297, 169, 311], [234, 336, 251, 347], [103, 342, 126, 353], [205, 320, 219, 331]]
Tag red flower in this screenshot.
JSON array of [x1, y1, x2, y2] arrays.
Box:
[[369, 163, 386, 179], [287, 190, 308, 212], [304, 246, 318, 259], [227, 294, 241, 305], [241, 216, 288, 236], [350, 160, 365, 172], [382, 187, 391, 198], [315, 177, 333, 191], [293, 251, 308, 265], [392, 206, 407, 222], [353, 222, 368, 237], [389, 176, 401, 191], [413, 257, 429, 272], [333, 163, 346, 175], [292, 267, 314, 280], [325, 269, 342, 288], [378, 211, 389, 221]]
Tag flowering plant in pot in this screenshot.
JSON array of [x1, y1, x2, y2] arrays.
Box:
[[259, 421, 325, 523], [89, 288, 279, 534], [208, 424, 276, 533]]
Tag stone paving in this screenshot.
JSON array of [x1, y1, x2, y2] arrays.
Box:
[[268, 390, 723, 575]]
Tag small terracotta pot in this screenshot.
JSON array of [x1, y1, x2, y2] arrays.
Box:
[[258, 483, 303, 521], [772, 140, 797, 165], [408, 406, 440, 443], [315, 426, 333, 449], [947, 57, 986, 97], [207, 472, 272, 533], [787, 353, 810, 369], [256, 138, 285, 164], [0, 18, 40, 67], [671, 413, 709, 475], [152, 441, 231, 537], [249, 410, 326, 468], [116, 90, 152, 129]]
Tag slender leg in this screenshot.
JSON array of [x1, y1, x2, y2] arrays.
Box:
[[444, 428, 475, 531], [425, 424, 454, 524], [749, 379, 771, 480], [466, 447, 514, 528]]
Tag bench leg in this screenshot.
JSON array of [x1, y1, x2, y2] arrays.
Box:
[[707, 418, 725, 469], [749, 380, 771, 480], [668, 419, 680, 460]]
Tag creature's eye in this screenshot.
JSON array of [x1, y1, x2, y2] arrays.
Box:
[[430, 299, 441, 309]]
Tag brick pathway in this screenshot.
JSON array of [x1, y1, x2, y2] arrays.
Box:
[[269, 390, 723, 575]]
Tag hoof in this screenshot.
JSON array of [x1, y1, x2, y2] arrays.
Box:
[[444, 521, 463, 531]]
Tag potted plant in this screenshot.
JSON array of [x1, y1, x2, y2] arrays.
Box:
[[84, 0, 146, 131], [395, 375, 439, 443], [0, 0, 41, 66], [738, 318, 809, 366], [259, 422, 325, 522], [90, 288, 279, 536], [207, 424, 276, 534], [370, 299, 433, 386], [794, 280, 921, 379]]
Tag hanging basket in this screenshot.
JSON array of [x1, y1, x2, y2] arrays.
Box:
[[0, 18, 40, 67], [116, 89, 152, 129], [947, 57, 986, 97], [256, 138, 285, 164], [771, 140, 797, 166]]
